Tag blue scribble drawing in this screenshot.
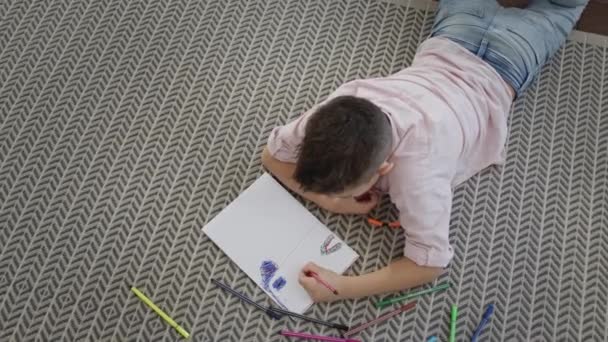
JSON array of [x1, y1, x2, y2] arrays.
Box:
[[260, 259, 287, 309], [260, 260, 278, 288], [272, 276, 286, 290]]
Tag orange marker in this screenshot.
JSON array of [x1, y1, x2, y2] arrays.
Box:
[[388, 221, 401, 228], [305, 271, 339, 295], [367, 217, 401, 229], [367, 218, 383, 227]]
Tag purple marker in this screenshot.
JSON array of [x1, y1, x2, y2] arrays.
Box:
[[280, 330, 360, 342]]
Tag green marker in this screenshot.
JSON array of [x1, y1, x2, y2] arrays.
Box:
[[376, 283, 450, 309], [131, 286, 190, 339], [449, 304, 458, 342]]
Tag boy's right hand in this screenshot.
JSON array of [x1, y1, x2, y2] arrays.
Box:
[[317, 193, 379, 215]]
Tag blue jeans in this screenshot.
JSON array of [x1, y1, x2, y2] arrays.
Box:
[[431, 0, 588, 97]]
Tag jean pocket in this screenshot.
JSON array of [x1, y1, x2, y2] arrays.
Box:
[[504, 26, 544, 63], [431, 3, 487, 37]]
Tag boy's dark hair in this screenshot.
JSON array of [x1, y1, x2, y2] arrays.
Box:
[[294, 95, 392, 194]]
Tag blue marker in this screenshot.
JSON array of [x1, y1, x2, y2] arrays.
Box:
[[471, 304, 494, 342], [426, 336, 438, 342]]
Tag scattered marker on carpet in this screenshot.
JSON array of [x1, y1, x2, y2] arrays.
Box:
[[449, 304, 458, 342], [131, 286, 190, 339], [367, 217, 401, 229], [376, 283, 450, 308], [280, 330, 361, 342], [343, 301, 416, 337], [471, 304, 494, 342]]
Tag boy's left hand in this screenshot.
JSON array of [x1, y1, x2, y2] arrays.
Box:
[[298, 262, 346, 303]]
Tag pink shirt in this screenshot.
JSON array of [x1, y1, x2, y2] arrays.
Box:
[[267, 37, 514, 267]]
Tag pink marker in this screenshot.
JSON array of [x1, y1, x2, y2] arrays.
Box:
[[305, 271, 339, 295], [280, 330, 360, 342], [344, 301, 417, 337]]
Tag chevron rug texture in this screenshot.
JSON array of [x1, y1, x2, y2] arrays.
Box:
[[0, 0, 607, 341]]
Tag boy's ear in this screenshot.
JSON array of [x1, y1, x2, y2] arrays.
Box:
[[378, 161, 394, 176]]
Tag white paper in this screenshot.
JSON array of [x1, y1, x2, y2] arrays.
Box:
[[203, 173, 359, 313]]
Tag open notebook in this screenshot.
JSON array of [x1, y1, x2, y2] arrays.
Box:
[[203, 173, 359, 313]]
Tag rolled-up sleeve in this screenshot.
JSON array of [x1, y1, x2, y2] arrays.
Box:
[[267, 108, 314, 163], [389, 158, 454, 268], [401, 194, 453, 267]]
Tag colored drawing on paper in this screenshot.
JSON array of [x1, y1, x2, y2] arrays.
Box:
[[272, 276, 286, 290], [260, 260, 278, 288], [325, 242, 342, 254], [259, 259, 288, 309], [320, 235, 342, 255]]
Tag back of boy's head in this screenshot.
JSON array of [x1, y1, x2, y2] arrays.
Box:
[[294, 95, 392, 194]]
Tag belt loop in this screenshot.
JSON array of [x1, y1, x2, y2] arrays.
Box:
[[477, 38, 489, 57]]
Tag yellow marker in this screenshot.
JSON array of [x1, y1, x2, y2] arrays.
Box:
[[131, 286, 190, 339]]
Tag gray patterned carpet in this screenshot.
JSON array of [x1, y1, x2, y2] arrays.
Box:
[[0, 0, 607, 341]]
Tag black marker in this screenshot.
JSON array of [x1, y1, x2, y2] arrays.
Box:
[[211, 279, 349, 331], [211, 278, 282, 320]]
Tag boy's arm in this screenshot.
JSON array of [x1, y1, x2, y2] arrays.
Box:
[[340, 258, 443, 298], [261, 147, 379, 214], [299, 258, 443, 302]]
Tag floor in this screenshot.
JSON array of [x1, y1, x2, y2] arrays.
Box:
[[578, 0, 608, 35], [500, 0, 608, 35], [0, 0, 607, 341]]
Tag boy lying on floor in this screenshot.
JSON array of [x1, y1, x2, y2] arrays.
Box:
[[261, 0, 587, 302]]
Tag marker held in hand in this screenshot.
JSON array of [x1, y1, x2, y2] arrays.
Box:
[[305, 271, 339, 295]]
